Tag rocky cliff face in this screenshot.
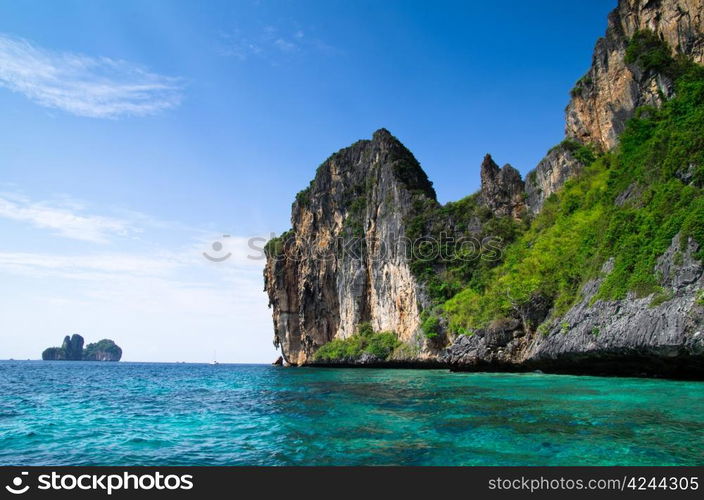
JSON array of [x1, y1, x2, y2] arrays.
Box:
[[83, 339, 122, 361], [524, 0, 704, 214], [479, 155, 525, 219], [43, 334, 83, 361], [264, 0, 704, 377], [62, 334, 84, 360], [525, 143, 584, 213], [264, 129, 437, 365], [445, 235, 704, 378], [41, 335, 122, 361], [567, 0, 704, 151]]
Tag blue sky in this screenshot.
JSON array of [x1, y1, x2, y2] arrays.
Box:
[[0, 0, 615, 362]]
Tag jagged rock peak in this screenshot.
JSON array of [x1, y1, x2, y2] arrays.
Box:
[[523, 0, 704, 215], [479, 154, 525, 219], [294, 129, 436, 218], [566, 0, 704, 150], [369, 128, 436, 200], [42, 334, 122, 361], [371, 127, 395, 143], [266, 129, 437, 365], [61, 334, 84, 361]]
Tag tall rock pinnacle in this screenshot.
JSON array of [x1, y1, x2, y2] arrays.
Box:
[[479, 154, 525, 219]]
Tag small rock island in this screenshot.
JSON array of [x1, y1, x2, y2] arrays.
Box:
[[42, 334, 122, 362]]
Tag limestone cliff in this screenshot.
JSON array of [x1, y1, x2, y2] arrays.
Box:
[[479, 155, 525, 219], [445, 235, 704, 378], [83, 339, 123, 361], [567, 0, 704, 151], [41, 335, 122, 361], [264, 0, 704, 377], [526, 0, 704, 214], [264, 129, 437, 365], [264, 143, 529, 365], [525, 142, 587, 214]]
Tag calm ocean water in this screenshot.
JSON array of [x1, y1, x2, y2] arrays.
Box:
[[0, 361, 702, 466]]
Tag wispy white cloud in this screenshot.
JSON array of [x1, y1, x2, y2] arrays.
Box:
[[0, 189, 275, 362], [217, 25, 336, 61], [0, 194, 136, 243], [273, 37, 298, 53], [217, 35, 263, 60], [0, 240, 268, 316], [0, 244, 273, 361], [0, 33, 183, 118], [0, 251, 183, 278]]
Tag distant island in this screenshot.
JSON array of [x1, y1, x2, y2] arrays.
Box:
[[42, 334, 122, 362]]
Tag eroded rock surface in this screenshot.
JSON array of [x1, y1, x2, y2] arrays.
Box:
[[263, 0, 704, 377], [479, 155, 525, 219], [445, 236, 704, 377], [524, 0, 704, 214], [567, 0, 704, 151], [525, 145, 583, 214], [42, 335, 122, 362], [264, 129, 436, 365]]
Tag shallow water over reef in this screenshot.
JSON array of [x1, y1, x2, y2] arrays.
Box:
[[1, 361, 701, 465]]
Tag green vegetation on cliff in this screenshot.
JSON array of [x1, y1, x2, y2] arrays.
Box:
[[570, 74, 593, 98], [549, 138, 597, 166], [264, 229, 293, 258], [83, 339, 122, 361], [625, 29, 689, 79], [42, 335, 122, 361], [405, 193, 526, 305], [313, 323, 400, 362], [442, 40, 704, 335]]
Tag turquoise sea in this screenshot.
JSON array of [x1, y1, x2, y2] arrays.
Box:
[[0, 361, 702, 466]]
